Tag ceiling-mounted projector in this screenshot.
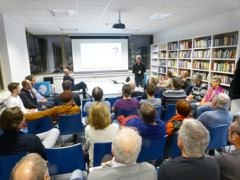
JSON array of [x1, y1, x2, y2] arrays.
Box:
[[112, 11, 125, 29]]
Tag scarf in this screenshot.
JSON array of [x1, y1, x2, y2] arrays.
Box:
[[205, 85, 224, 102]]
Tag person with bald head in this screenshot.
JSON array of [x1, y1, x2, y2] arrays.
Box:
[[63, 69, 88, 99], [88, 127, 157, 180], [128, 81, 143, 97], [19, 80, 47, 111]]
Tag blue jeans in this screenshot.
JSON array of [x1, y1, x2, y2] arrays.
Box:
[[70, 169, 87, 180]]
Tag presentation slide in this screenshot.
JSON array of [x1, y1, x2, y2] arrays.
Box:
[[71, 38, 128, 72]]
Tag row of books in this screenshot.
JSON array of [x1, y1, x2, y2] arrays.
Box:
[[194, 38, 211, 48], [212, 49, 236, 59], [193, 50, 210, 58], [180, 41, 192, 50], [167, 60, 177, 67], [158, 52, 166, 58], [159, 60, 166, 66], [179, 51, 192, 58], [151, 66, 158, 72], [178, 69, 190, 76], [167, 68, 178, 76], [213, 35, 238, 46], [212, 62, 235, 73], [168, 42, 178, 50], [212, 73, 233, 85], [167, 52, 177, 58], [193, 61, 210, 70], [159, 67, 166, 73], [192, 72, 209, 81], [179, 60, 191, 69], [151, 60, 158, 66]]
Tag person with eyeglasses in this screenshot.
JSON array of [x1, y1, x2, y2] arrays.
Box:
[[190, 76, 224, 118]]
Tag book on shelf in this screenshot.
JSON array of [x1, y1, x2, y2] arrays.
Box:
[[180, 41, 192, 49], [192, 71, 209, 81], [194, 38, 211, 48], [167, 60, 176, 67], [212, 73, 233, 85], [167, 51, 177, 58], [213, 34, 238, 46], [193, 61, 209, 70], [179, 60, 191, 69], [213, 49, 236, 58], [158, 51, 166, 58], [159, 60, 166, 66], [179, 51, 192, 58], [167, 68, 178, 76], [159, 67, 166, 73], [194, 50, 210, 58], [179, 69, 190, 76], [168, 42, 178, 50], [212, 62, 235, 73]]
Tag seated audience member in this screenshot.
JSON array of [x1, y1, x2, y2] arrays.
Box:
[[25, 75, 54, 108], [6, 82, 35, 114], [157, 71, 173, 93], [191, 76, 224, 118], [161, 77, 186, 112], [19, 80, 47, 111], [142, 76, 163, 99], [125, 103, 166, 139], [85, 102, 119, 167], [164, 100, 191, 158], [11, 153, 86, 180], [214, 116, 240, 180], [88, 127, 157, 180], [54, 80, 81, 106], [186, 74, 208, 103], [158, 119, 220, 180], [198, 93, 233, 129], [63, 69, 87, 99], [112, 84, 139, 115], [128, 81, 143, 97], [181, 70, 190, 89], [0, 107, 46, 159], [139, 83, 161, 106], [84, 86, 111, 117]]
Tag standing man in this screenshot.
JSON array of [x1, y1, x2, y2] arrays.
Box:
[[133, 55, 146, 88]]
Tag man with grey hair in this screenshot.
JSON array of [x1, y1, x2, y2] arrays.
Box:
[[187, 73, 208, 103], [158, 119, 220, 180], [128, 81, 143, 97], [132, 55, 146, 88], [198, 93, 233, 129], [214, 116, 240, 179], [88, 127, 157, 180]]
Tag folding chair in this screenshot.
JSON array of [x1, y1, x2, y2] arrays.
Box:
[[156, 105, 162, 119], [81, 99, 93, 117], [163, 104, 176, 122], [93, 142, 112, 167], [26, 116, 53, 134], [116, 108, 138, 118]]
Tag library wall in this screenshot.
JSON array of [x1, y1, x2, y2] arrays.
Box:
[[154, 8, 240, 44]]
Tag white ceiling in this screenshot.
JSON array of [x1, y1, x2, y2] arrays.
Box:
[[0, 0, 240, 35]]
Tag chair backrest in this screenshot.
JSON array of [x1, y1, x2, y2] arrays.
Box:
[[26, 116, 53, 134], [0, 153, 27, 180], [135, 96, 142, 102], [137, 135, 168, 162], [105, 97, 120, 110], [0, 128, 3, 135], [116, 108, 138, 118], [46, 143, 86, 176], [58, 113, 84, 135], [206, 125, 229, 150], [163, 104, 176, 122], [169, 134, 182, 157], [156, 106, 162, 119], [93, 142, 112, 167], [154, 94, 161, 98], [81, 99, 93, 117], [185, 85, 193, 96]]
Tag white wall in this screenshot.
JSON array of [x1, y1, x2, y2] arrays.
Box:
[[0, 14, 30, 88], [154, 8, 240, 43]]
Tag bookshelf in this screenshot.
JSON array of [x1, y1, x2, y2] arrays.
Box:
[[150, 31, 239, 94]]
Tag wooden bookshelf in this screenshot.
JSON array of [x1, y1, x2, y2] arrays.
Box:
[[150, 31, 239, 94]]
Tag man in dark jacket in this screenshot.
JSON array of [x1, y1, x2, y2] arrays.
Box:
[[132, 55, 146, 88]]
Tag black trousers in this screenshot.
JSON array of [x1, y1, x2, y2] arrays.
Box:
[[72, 82, 87, 98]]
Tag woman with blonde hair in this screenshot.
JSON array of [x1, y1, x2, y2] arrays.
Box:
[[85, 102, 119, 167]]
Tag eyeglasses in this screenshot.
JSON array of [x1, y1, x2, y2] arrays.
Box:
[[211, 80, 216, 83]]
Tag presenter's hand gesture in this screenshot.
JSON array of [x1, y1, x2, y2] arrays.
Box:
[[138, 70, 141, 74]]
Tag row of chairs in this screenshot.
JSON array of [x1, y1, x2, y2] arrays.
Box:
[[0, 124, 230, 179]]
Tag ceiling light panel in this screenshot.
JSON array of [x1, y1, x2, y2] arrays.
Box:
[[50, 10, 78, 17], [147, 13, 172, 20]]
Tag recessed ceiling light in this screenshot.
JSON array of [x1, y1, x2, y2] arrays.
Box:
[[60, 28, 78, 32], [147, 13, 172, 20], [50, 10, 78, 17]]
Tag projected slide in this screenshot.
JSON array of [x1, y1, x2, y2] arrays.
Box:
[[72, 38, 128, 72]]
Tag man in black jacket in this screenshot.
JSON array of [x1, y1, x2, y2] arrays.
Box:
[[132, 55, 146, 88], [19, 80, 47, 111]]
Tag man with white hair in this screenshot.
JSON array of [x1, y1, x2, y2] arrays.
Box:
[[132, 55, 146, 88], [158, 119, 220, 180], [88, 127, 157, 180], [198, 93, 233, 129]]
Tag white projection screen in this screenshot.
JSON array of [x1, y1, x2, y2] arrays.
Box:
[[71, 38, 129, 72]]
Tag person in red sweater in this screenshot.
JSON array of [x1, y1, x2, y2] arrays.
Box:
[[165, 100, 192, 158]]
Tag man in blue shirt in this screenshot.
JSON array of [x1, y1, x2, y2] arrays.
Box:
[[198, 93, 233, 129], [125, 103, 166, 139]]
